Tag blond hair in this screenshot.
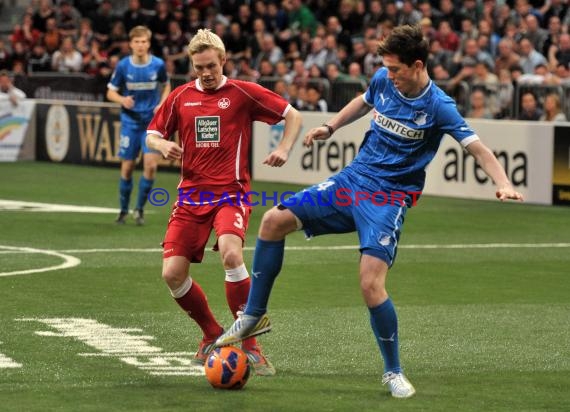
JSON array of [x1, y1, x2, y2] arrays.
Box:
[[129, 25, 152, 41], [188, 29, 226, 58]]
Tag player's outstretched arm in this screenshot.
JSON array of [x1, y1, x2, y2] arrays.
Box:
[[466, 140, 524, 202], [263, 106, 303, 167], [303, 95, 371, 147], [146, 133, 183, 160]]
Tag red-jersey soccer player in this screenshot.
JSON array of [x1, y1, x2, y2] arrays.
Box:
[[146, 29, 303, 375]]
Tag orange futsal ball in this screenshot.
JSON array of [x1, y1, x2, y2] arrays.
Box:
[[205, 346, 251, 390]]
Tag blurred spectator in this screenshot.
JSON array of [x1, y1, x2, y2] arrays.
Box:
[[10, 42, 28, 73], [398, 0, 422, 26], [304, 36, 327, 72], [518, 90, 543, 121], [32, 0, 56, 33], [540, 93, 567, 121], [77, 18, 95, 50], [148, 0, 173, 51], [477, 19, 500, 57], [548, 33, 570, 71], [27, 43, 51, 72], [347, 62, 368, 88], [454, 38, 495, 74], [363, 35, 383, 78], [258, 58, 275, 77], [307, 63, 324, 80], [439, 0, 463, 31], [325, 62, 350, 84], [496, 68, 515, 119], [348, 39, 367, 69], [518, 37, 548, 74], [274, 60, 291, 83], [184, 7, 203, 36], [419, 17, 436, 42], [471, 61, 499, 113], [81, 38, 110, 77], [162, 20, 189, 75], [467, 89, 494, 119], [523, 14, 548, 53], [0, 38, 12, 71], [90, 0, 116, 46], [282, 0, 318, 39], [51, 36, 83, 73], [0, 70, 26, 106], [224, 22, 248, 61], [289, 56, 309, 86], [107, 21, 129, 57], [337, 0, 361, 37], [555, 62, 570, 84], [304, 83, 328, 112], [56, 0, 82, 38], [43, 17, 61, 55], [435, 20, 460, 52], [495, 38, 520, 75], [287, 82, 304, 110], [265, 1, 289, 34], [123, 0, 148, 32], [542, 15, 563, 59], [10, 14, 41, 50], [459, 0, 482, 24], [325, 15, 353, 56], [428, 38, 454, 75], [417, 0, 444, 29], [236, 3, 254, 35], [323, 34, 342, 69], [273, 79, 289, 100], [541, 0, 569, 29], [363, 0, 388, 29], [432, 63, 451, 80], [254, 33, 284, 71]]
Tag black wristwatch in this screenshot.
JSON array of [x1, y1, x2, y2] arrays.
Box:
[[322, 123, 334, 136]]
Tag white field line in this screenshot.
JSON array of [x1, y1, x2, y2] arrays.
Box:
[[57, 243, 570, 254], [0, 245, 81, 277]]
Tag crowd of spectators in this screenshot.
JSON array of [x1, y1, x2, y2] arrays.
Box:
[[0, 0, 569, 119]]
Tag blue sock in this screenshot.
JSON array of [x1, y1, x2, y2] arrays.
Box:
[[136, 176, 154, 210], [119, 178, 133, 213], [244, 238, 285, 316], [369, 298, 402, 373]]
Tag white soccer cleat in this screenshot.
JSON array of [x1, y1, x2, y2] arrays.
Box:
[[382, 371, 416, 398], [215, 311, 272, 347]]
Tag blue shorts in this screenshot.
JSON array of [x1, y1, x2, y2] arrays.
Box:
[[284, 171, 409, 267], [118, 121, 157, 160]]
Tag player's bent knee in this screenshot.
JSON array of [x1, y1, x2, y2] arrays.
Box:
[[260, 207, 296, 238], [221, 248, 242, 269], [161, 266, 188, 287]]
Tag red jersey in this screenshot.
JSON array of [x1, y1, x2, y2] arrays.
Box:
[[148, 77, 290, 203]]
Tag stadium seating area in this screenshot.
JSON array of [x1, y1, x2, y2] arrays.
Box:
[[1, 0, 569, 118]]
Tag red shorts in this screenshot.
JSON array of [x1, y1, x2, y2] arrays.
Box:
[[162, 203, 252, 263]]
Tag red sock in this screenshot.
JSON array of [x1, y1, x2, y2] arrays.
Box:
[[225, 278, 258, 350], [175, 280, 223, 341]]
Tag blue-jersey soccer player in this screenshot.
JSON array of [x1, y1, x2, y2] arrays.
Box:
[[215, 25, 524, 398], [107, 25, 171, 225]]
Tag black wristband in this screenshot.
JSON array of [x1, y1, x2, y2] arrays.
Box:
[[322, 123, 334, 136]]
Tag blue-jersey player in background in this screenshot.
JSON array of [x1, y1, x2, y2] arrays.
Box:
[[215, 25, 524, 398], [107, 25, 171, 225]]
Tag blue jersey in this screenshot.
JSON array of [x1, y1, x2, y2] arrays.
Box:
[[108, 55, 168, 126], [347, 67, 479, 193]]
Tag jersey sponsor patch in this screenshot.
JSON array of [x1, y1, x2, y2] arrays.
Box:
[[195, 116, 220, 147]]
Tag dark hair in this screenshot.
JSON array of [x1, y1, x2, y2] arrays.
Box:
[[377, 24, 429, 66]]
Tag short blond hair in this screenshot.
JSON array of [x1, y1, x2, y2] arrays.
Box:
[[129, 25, 152, 41], [188, 29, 226, 58]]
